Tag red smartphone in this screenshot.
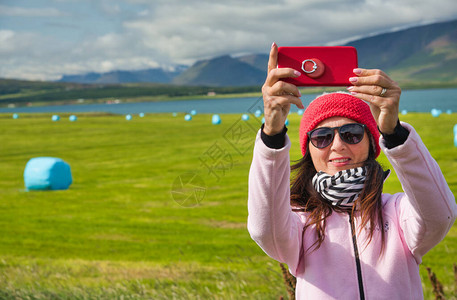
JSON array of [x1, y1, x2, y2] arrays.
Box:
[[277, 46, 358, 86]]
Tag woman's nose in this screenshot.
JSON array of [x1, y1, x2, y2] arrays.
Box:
[[330, 131, 347, 151]]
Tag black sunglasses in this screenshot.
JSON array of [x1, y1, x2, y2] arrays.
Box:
[[307, 123, 366, 149]]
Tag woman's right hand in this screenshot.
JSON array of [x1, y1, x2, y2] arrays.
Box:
[[262, 42, 304, 136]]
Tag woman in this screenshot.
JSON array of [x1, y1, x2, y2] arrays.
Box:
[[247, 43, 457, 299]]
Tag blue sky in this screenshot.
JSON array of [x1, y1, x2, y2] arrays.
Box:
[[1, 0, 457, 81]]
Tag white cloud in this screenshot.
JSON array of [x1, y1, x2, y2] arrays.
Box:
[[0, 30, 15, 44], [0, 5, 67, 17], [137, 9, 149, 17], [0, 29, 72, 80], [0, 30, 56, 57], [2, 31, 163, 80], [99, 3, 121, 16]]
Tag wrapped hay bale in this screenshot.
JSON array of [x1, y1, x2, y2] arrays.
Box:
[[24, 157, 73, 190], [212, 114, 221, 125]]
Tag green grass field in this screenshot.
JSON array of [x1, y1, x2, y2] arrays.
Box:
[[0, 111, 456, 299]]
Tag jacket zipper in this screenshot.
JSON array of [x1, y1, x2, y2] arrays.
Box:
[[349, 214, 365, 300]]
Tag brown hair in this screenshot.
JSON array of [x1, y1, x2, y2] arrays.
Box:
[[290, 140, 386, 254]]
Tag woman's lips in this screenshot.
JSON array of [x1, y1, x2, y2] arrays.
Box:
[[330, 158, 351, 166]]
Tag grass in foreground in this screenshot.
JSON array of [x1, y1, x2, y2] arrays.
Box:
[[0, 111, 456, 299]]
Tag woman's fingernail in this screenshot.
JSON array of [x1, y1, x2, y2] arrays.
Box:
[[353, 68, 362, 75], [347, 86, 354, 91], [349, 77, 357, 83], [294, 70, 301, 77], [298, 90, 302, 97], [271, 42, 276, 48], [350, 91, 357, 96]]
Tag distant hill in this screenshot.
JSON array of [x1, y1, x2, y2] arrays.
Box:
[[58, 67, 187, 84], [0, 78, 260, 105], [172, 55, 267, 86], [347, 19, 457, 84], [235, 54, 268, 73]]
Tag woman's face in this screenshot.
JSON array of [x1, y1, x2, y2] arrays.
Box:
[[308, 117, 370, 175]]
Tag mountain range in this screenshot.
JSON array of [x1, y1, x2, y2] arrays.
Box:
[[59, 66, 186, 84], [58, 18, 457, 86]]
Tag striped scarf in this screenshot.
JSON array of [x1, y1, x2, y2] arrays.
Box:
[[312, 167, 367, 207]]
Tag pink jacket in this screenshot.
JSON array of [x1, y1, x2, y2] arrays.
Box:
[[248, 122, 457, 299]]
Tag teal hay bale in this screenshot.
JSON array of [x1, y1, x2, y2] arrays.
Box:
[[255, 110, 262, 118], [455, 133, 457, 147], [190, 110, 197, 116], [172, 112, 177, 117], [125, 114, 132, 121], [297, 109, 304, 115], [453, 124, 457, 135], [139, 112, 145, 117], [285, 119, 290, 126], [261, 117, 265, 124], [52, 115, 60, 121], [12, 113, 19, 119], [401, 110, 408, 115], [446, 109, 452, 114], [212, 114, 221, 125], [184, 114, 192, 121], [242, 114, 250, 121], [24, 157, 72, 190], [431, 108, 441, 117], [69, 115, 77, 122]]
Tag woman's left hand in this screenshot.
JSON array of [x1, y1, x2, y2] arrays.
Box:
[[347, 68, 401, 134]]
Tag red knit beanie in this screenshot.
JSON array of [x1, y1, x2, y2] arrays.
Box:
[[299, 92, 381, 158]]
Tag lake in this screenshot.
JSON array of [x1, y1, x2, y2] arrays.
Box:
[[1, 88, 457, 115]]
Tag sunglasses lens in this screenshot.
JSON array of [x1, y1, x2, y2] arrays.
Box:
[[310, 128, 334, 148], [308, 124, 365, 148], [340, 124, 365, 144]]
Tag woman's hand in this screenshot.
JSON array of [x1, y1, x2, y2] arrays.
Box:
[[262, 43, 304, 136], [347, 68, 401, 134]]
